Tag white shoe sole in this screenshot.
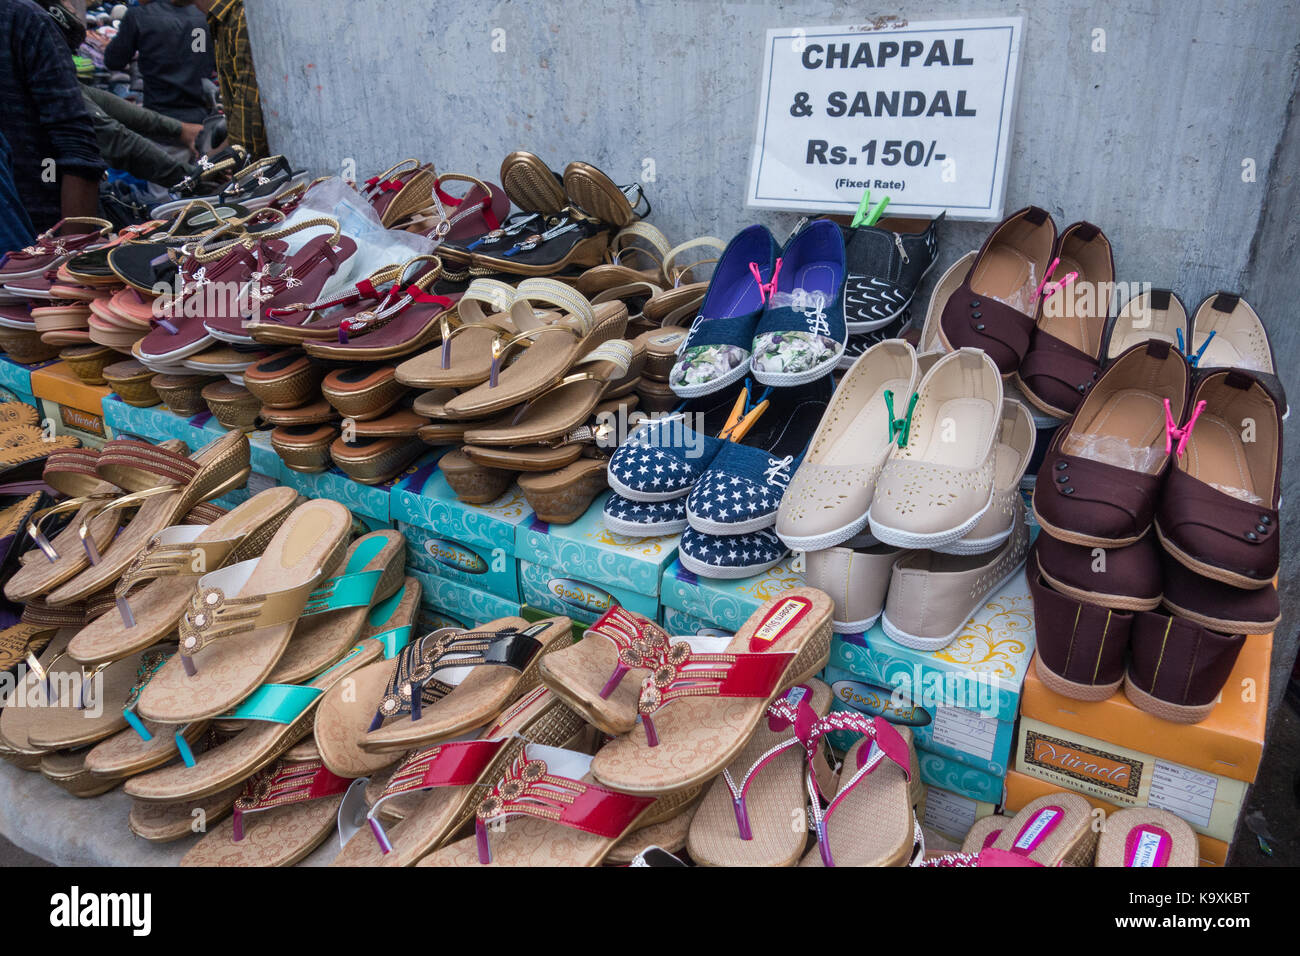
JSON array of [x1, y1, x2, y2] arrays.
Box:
[[868, 488, 994, 550], [932, 524, 1012, 556], [775, 508, 870, 552], [677, 548, 784, 580], [880, 559, 1027, 651], [136, 333, 216, 365], [602, 512, 687, 537], [832, 611, 881, 635], [606, 469, 694, 503], [685, 509, 777, 536], [750, 345, 845, 387], [668, 357, 750, 399]]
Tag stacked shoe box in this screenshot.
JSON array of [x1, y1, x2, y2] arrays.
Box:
[[659, 556, 803, 636], [823, 569, 1036, 809], [515, 490, 678, 626], [1012, 631, 1269, 865], [391, 454, 529, 628], [278, 449, 403, 532], [0, 353, 41, 409], [31, 361, 113, 447]]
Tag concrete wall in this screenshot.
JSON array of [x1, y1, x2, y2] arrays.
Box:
[[244, 1, 1300, 709]]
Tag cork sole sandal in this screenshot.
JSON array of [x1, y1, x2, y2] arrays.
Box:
[[538, 606, 674, 736], [1095, 807, 1198, 867], [330, 435, 424, 485], [84, 713, 212, 779], [517, 457, 608, 524], [438, 449, 515, 504], [961, 813, 1007, 854], [394, 279, 521, 389], [562, 162, 648, 228], [459, 340, 634, 446], [691, 680, 836, 867], [24, 647, 162, 751], [3, 447, 128, 604], [266, 530, 407, 685], [180, 747, 353, 866], [42, 431, 252, 608], [135, 499, 352, 724], [271, 423, 338, 473], [800, 719, 923, 867], [125, 639, 382, 802], [417, 743, 693, 867], [604, 795, 702, 864], [987, 793, 1098, 866], [67, 486, 301, 666], [0, 624, 81, 753], [128, 787, 240, 842], [312, 578, 423, 780], [40, 750, 125, 797], [500, 151, 567, 215], [332, 686, 588, 867], [358, 615, 574, 755], [321, 365, 406, 421], [443, 283, 629, 419], [589, 587, 833, 795]]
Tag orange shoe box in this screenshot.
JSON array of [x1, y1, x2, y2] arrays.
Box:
[[1020, 631, 1271, 784], [31, 361, 112, 446], [1002, 769, 1229, 867]]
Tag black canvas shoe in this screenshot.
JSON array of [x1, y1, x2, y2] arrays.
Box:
[[840, 214, 942, 332]]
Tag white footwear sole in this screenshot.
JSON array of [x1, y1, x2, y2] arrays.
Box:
[[775, 508, 870, 552], [750, 345, 845, 387], [677, 548, 784, 580], [867, 488, 994, 550], [602, 512, 687, 537], [832, 611, 881, 635], [685, 509, 777, 536], [932, 525, 1012, 556], [203, 321, 258, 346], [606, 469, 695, 503], [843, 255, 935, 332], [668, 357, 751, 399], [880, 559, 1027, 651]]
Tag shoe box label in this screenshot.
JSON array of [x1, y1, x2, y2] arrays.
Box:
[[1021, 728, 1143, 798]]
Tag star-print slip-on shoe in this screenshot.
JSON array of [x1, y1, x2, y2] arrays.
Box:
[[840, 214, 942, 333], [678, 526, 790, 580], [750, 218, 847, 386], [669, 225, 779, 398], [686, 375, 832, 535], [602, 492, 688, 536], [605, 378, 752, 502]]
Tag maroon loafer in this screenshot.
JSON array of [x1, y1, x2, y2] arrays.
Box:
[[1155, 368, 1280, 590], [1160, 549, 1279, 634], [1017, 222, 1114, 418], [1033, 531, 1161, 611], [937, 205, 1056, 375], [1123, 615, 1246, 724], [1033, 340, 1191, 547], [1028, 556, 1133, 702]]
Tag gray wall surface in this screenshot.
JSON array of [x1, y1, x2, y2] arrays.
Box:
[[244, 1, 1299, 711]]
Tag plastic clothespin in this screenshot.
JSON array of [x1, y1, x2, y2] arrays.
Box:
[[851, 190, 890, 228]]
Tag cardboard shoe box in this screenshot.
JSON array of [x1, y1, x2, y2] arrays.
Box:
[[32, 361, 112, 447], [660, 556, 804, 634]]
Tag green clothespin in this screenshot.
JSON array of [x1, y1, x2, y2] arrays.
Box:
[[851, 190, 890, 228]]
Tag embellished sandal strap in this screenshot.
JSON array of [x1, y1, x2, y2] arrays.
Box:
[[231, 757, 352, 841], [583, 606, 671, 698]]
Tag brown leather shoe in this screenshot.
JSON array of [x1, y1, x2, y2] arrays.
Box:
[[937, 206, 1056, 375], [1155, 369, 1280, 589], [1034, 531, 1161, 611], [1016, 222, 1114, 418], [1028, 555, 1132, 701], [1033, 340, 1190, 547], [1123, 615, 1246, 724]]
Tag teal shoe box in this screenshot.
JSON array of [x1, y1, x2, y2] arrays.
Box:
[[0, 354, 53, 397], [518, 558, 651, 625], [102, 395, 210, 449], [411, 568, 523, 629], [392, 454, 528, 601], [660, 605, 733, 637], [916, 748, 1004, 804], [659, 557, 804, 634], [279, 464, 402, 526], [823, 665, 1016, 778]]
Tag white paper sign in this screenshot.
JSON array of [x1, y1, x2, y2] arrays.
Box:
[[747, 17, 1024, 220]]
